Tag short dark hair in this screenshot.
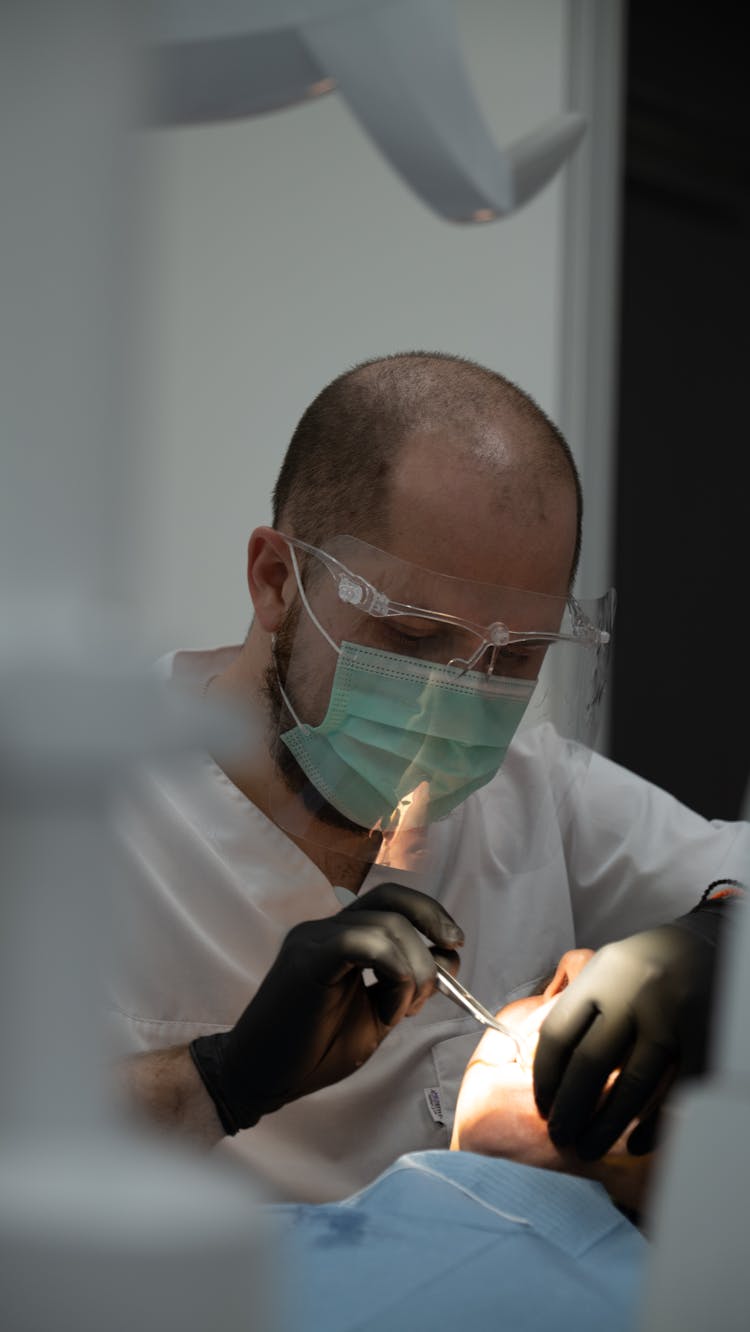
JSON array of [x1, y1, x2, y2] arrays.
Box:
[[272, 351, 583, 581]]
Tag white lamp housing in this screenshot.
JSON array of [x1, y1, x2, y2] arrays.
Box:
[[148, 0, 587, 222]]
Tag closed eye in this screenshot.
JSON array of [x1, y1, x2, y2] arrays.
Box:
[[385, 624, 445, 651], [489, 646, 546, 677]]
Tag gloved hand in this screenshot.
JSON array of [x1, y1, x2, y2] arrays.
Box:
[[533, 910, 729, 1160], [190, 881, 463, 1134]]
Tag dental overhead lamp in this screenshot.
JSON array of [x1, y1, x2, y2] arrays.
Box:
[[148, 0, 586, 221]]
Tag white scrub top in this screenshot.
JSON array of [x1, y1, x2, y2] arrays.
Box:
[[109, 648, 750, 1203]]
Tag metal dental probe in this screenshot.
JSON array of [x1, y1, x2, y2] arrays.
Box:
[[433, 960, 527, 1059]]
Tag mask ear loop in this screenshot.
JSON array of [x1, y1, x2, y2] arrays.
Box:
[[270, 634, 308, 733], [273, 542, 342, 733], [287, 542, 341, 654]]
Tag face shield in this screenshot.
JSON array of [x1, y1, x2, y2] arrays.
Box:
[[265, 534, 614, 873]]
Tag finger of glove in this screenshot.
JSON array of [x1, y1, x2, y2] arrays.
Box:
[[369, 973, 422, 1027], [679, 1008, 712, 1078], [347, 882, 465, 950], [626, 1106, 662, 1156], [369, 946, 462, 1024], [533, 995, 601, 1118], [399, 946, 462, 1018], [431, 946, 461, 978], [345, 907, 449, 1000], [317, 912, 436, 1003], [573, 1038, 674, 1160], [544, 1014, 635, 1148]]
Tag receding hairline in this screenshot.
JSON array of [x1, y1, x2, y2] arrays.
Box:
[[272, 351, 583, 582]]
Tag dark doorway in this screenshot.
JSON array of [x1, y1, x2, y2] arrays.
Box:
[[609, 2, 750, 819]]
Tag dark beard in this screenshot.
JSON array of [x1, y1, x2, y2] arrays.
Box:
[[261, 615, 370, 836]]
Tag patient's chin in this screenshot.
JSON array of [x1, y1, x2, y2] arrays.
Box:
[[454, 1075, 653, 1216], [452, 1059, 565, 1168], [456, 1110, 566, 1170]]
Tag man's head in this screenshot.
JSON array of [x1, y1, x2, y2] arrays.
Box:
[[451, 950, 654, 1218], [237, 352, 594, 845], [271, 351, 582, 588]]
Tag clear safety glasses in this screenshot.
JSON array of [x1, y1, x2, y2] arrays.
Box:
[[283, 534, 610, 677], [267, 531, 616, 874]]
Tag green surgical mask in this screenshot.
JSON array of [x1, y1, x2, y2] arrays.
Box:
[[279, 639, 535, 832]]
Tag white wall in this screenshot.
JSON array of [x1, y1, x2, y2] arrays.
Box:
[[132, 0, 618, 659]]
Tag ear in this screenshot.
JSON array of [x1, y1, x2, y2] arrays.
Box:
[[247, 527, 297, 633], [541, 948, 595, 999]]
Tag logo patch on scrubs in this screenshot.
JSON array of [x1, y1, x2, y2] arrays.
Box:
[[424, 1086, 446, 1126]]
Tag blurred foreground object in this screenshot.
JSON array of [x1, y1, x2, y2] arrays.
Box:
[[147, 0, 586, 222], [639, 896, 750, 1331], [0, 3, 277, 1328]]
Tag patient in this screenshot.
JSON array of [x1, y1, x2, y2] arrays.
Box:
[[268, 950, 653, 1332], [451, 947, 654, 1220]]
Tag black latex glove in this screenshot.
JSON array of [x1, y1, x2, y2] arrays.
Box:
[[190, 881, 463, 1134], [533, 909, 729, 1160]]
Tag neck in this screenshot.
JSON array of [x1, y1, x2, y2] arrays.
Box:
[[298, 842, 374, 894], [206, 636, 377, 889]]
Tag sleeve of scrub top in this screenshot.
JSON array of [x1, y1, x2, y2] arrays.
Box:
[[562, 749, 750, 948]]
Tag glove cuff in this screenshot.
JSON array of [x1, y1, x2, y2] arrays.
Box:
[[189, 1033, 248, 1137]]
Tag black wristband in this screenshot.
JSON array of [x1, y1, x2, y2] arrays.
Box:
[[675, 879, 745, 946], [693, 878, 746, 910]]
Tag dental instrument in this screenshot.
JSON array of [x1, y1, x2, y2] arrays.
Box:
[[333, 884, 527, 1059], [433, 962, 527, 1058]]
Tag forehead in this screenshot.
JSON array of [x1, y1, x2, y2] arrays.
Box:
[[380, 429, 577, 598]]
